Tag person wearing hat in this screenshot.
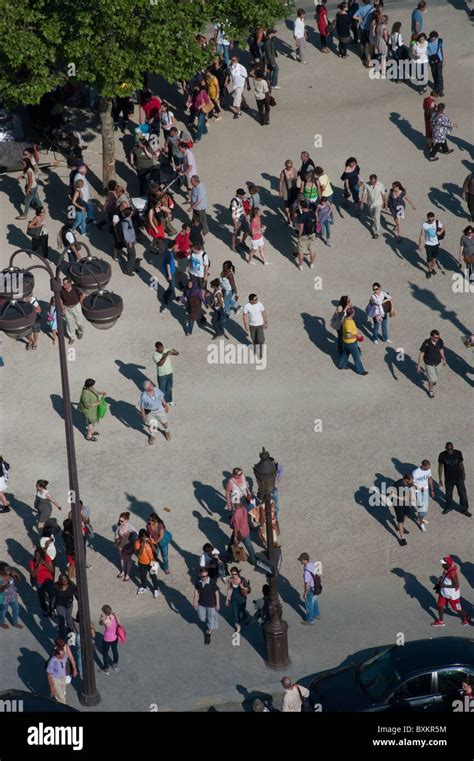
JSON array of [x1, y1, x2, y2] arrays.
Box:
[[432, 556, 470, 627], [297, 553, 321, 624]]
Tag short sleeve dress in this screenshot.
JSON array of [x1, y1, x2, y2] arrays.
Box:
[[79, 386, 100, 425]]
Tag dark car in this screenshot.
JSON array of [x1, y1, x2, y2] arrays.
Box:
[[0, 689, 79, 712], [307, 637, 474, 712], [0, 108, 35, 172]]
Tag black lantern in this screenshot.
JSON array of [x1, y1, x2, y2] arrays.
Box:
[[69, 256, 112, 293], [82, 290, 123, 330], [0, 268, 35, 300], [253, 447, 278, 499], [0, 299, 37, 338]]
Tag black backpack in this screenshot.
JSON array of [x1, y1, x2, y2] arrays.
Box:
[[303, 210, 317, 236], [311, 571, 323, 596]]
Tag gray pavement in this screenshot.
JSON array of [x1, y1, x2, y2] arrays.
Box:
[[0, 1, 473, 710]]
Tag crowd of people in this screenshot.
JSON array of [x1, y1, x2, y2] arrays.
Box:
[[1, 2, 472, 710]]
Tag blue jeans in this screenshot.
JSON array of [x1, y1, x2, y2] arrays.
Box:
[[338, 342, 366, 374], [23, 187, 41, 216], [186, 317, 196, 335], [84, 200, 94, 223], [305, 589, 320, 622], [72, 209, 87, 235], [217, 43, 230, 65], [195, 112, 208, 141], [158, 373, 173, 404], [372, 316, 388, 342], [212, 308, 225, 336], [0, 598, 19, 625], [272, 487, 279, 517], [75, 632, 82, 678], [224, 290, 239, 317], [158, 540, 169, 572], [320, 220, 331, 241], [269, 63, 279, 87], [163, 274, 176, 306], [241, 535, 256, 565]]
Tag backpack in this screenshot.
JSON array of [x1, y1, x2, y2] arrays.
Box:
[[311, 571, 323, 596], [303, 210, 317, 236], [240, 577, 251, 596], [330, 310, 343, 332]]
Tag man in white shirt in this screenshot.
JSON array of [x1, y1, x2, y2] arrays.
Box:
[[189, 243, 209, 288], [360, 174, 387, 239], [214, 24, 231, 64], [293, 9, 308, 64], [417, 212, 445, 278], [412, 460, 435, 531], [243, 294, 268, 358], [73, 164, 94, 224], [227, 56, 249, 118], [281, 677, 310, 712], [178, 144, 198, 197]]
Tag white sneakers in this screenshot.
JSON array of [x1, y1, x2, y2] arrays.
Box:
[[137, 587, 146, 594], [153, 590, 161, 599]]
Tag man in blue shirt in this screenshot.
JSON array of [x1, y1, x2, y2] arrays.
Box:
[[412, 1, 426, 35], [162, 241, 177, 307], [139, 381, 170, 443], [354, 1, 375, 65], [188, 175, 208, 235], [297, 552, 321, 624], [427, 31, 445, 95]]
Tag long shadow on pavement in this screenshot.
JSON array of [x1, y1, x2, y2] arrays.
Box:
[[391, 568, 436, 619], [50, 394, 84, 436], [193, 479, 226, 518], [107, 397, 144, 433], [115, 360, 148, 390], [384, 348, 426, 391], [301, 313, 339, 368], [354, 483, 398, 542]]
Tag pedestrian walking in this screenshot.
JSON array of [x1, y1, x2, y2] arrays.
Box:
[[429, 103, 457, 160], [341, 157, 362, 207], [388, 474, 416, 546], [46, 639, 77, 704], [153, 342, 178, 405], [296, 200, 317, 270], [162, 241, 178, 308], [62, 516, 76, 581], [279, 160, 299, 224], [98, 605, 122, 674], [70, 179, 88, 236], [422, 90, 438, 147], [360, 174, 387, 238], [459, 225, 474, 283], [264, 29, 280, 87], [72, 164, 95, 224], [146, 512, 172, 575], [0, 456, 11, 513], [330, 295, 352, 356], [417, 329, 447, 397], [316, 197, 334, 246], [336, 3, 352, 59], [209, 279, 227, 339], [120, 207, 139, 275], [249, 208, 269, 265], [412, 32, 429, 93], [229, 501, 257, 565], [34, 480, 62, 533], [188, 176, 208, 235], [114, 511, 138, 582], [27, 207, 49, 259], [411, 1, 426, 36], [243, 294, 268, 359], [338, 308, 368, 375], [281, 676, 310, 712], [180, 280, 206, 336], [427, 31, 444, 95], [366, 282, 393, 344], [227, 56, 249, 119], [387, 181, 416, 242], [139, 380, 171, 444], [46, 297, 59, 345], [15, 157, 41, 219], [316, 0, 330, 53], [225, 468, 253, 512], [59, 277, 85, 345], [417, 211, 445, 277], [0, 566, 23, 629], [24, 294, 41, 351], [226, 567, 251, 633], [354, 0, 376, 65], [79, 378, 107, 442], [461, 173, 474, 222], [254, 70, 270, 126], [130, 135, 155, 195], [432, 556, 470, 627], [293, 8, 308, 64], [230, 188, 251, 252], [220, 261, 241, 319], [29, 548, 55, 617], [52, 573, 77, 640], [412, 459, 435, 531], [297, 552, 321, 624], [438, 443, 471, 517], [193, 567, 220, 644], [135, 529, 161, 597]]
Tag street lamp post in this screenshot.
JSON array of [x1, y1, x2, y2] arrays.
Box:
[[0, 244, 123, 706], [253, 447, 290, 670]]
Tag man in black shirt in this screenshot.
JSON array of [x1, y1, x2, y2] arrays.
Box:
[[297, 151, 315, 182], [417, 329, 447, 398], [388, 474, 416, 546], [297, 199, 317, 270], [193, 568, 220, 644], [438, 442, 471, 517]]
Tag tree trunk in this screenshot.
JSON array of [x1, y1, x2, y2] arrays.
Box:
[[98, 96, 116, 191]]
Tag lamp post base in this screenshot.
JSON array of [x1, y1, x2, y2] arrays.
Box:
[[264, 618, 291, 670], [79, 690, 101, 707]]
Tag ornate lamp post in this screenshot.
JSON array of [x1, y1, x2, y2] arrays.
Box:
[[0, 243, 123, 706], [253, 448, 290, 669]]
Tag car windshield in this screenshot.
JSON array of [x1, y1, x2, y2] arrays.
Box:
[[357, 649, 401, 702]]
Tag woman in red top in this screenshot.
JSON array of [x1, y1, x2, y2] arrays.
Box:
[[316, 0, 330, 53], [146, 201, 166, 253], [423, 90, 438, 147], [29, 548, 55, 617], [174, 223, 191, 288]]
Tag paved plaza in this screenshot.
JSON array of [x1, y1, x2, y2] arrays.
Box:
[[0, 0, 473, 711]]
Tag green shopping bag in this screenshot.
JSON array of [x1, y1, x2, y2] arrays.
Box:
[[97, 397, 108, 419]]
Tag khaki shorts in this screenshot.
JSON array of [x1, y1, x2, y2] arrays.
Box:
[[425, 364, 440, 384], [297, 234, 317, 256], [145, 409, 168, 435]]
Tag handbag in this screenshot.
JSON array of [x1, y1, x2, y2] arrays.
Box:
[[436, 220, 445, 241], [200, 99, 214, 114], [296, 686, 313, 713], [382, 299, 392, 314], [28, 225, 43, 239], [116, 620, 127, 645], [365, 302, 378, 318], [159, 529, 173, 546], [428, 39, 441, 66], [231, 544, 249, 563], [97, 398, 108, 419]]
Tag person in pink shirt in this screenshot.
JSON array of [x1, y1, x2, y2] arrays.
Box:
[[229, 501, 256, 564], [98, 604, 122, 675], [225, 467, 252, 511], [178, 144, 198, 198]]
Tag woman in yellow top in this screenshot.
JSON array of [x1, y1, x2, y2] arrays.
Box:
[[205, 71, 222, 120], [338, 308, 368, 375], [135, 529, 161, 598], [314, 166, 333, 203]]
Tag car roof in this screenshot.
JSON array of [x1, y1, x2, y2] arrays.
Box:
[[388, 637, 474, 675]]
